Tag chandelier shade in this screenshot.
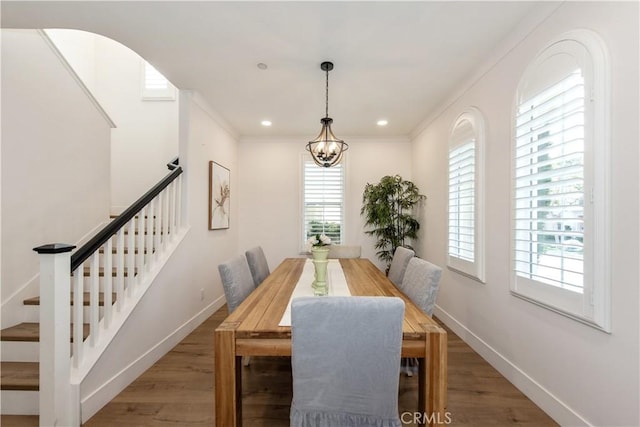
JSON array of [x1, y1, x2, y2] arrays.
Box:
[[306, 62, 348, 168]]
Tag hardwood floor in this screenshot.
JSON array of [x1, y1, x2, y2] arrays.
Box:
[[1, 306, 557, 426]]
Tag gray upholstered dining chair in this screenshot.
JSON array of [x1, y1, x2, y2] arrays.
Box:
[[399, 257, 442, 376], [218, 254, 256, 367], [290, 296, 405, 427], [387, 246, 415, 286], [327, 244, 362, 259], [218, 254, 256, 314], [401, 257, 442, 316], [245, 246, 270, 287]]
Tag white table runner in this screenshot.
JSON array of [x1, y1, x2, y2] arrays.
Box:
[[278, 259, 351, 326]]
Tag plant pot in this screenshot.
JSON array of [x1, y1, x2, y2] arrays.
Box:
[[311, 247, 330, 295], [311, 247, 330, 261]]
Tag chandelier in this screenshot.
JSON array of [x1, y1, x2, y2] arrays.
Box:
[[306, 61, 348, 168]]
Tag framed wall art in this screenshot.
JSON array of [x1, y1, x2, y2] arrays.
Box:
[[209, 161, 230, 230]]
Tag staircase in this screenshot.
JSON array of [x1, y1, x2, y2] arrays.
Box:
[[0, 222, 143, 420], [0, 160, 184, 425]]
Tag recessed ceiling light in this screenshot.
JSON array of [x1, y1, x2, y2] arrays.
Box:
[[257, 63, 268, 70], [377, 119, 388, 126], [261, 120, 272, 127]]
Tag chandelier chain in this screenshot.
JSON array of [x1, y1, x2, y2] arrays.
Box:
[[325, 67, 329, 119]]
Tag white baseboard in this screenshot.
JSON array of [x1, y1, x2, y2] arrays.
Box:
[[80, 296, 226, 423], [433, 305, 591, 427]]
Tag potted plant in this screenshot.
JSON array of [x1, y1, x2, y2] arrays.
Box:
[[361, 175, 426, 271], [306, 233, 332, 259]]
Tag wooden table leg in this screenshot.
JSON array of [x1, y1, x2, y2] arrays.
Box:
[[215, 322, 241, 427], [419, 324, 448, 427]]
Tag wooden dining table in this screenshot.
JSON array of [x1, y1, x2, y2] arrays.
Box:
[[214, 257, 447, 426]]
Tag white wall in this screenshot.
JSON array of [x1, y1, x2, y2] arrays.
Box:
[[45, 30, 179, 213], [411, 2, 639, 426], [43, 30, 97, 90], [1, 29, 112, 321], [95, 35, 179, 212], [79, 90, 239, 420], [237, 138, 412, 271]]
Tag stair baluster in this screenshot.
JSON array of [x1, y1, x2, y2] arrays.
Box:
[[103, 238, 113, 328], [116, 229, 126, 312], [126, 220, 135, 297]]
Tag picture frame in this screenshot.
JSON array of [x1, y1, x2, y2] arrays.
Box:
[[209, 161, 230, 230]]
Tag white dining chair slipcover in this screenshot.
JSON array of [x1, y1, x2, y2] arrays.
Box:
[[245, 246, 270, 287], [327, 245, 362, 259], [218, 254, 255, 313], [401, 257, 442, 316], [400, 257, 442, 376], [387, 247, 415, 287], [290, 296, 405, 427]]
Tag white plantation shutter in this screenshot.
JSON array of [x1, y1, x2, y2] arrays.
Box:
[[448, 141, 475, 262], [302, 159, 344, 246], [514, 69, 585, 293], [447, 108, 485, 282], [144, 62, 169, 90], [141, 61, 176, 100], [511, 31, 610, 331]]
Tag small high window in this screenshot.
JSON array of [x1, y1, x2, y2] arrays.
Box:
[[141, 61, 176, 100]]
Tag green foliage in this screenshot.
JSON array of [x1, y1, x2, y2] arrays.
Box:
[[360, 175, 426, 269], [307, 220, 341, 243]]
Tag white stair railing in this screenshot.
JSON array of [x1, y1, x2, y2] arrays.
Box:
[[33, 158, 183, 426]]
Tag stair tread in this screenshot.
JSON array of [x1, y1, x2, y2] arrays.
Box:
[[23, 292, 117, 306], [108, 215, 165, 235], [0, 415, 39, 426], [1, 322, 89, 342], [98, 247, 152, 255], [74, 266, 136, 277], [0, 362, 39, 391], [123, 229, 164, 235]]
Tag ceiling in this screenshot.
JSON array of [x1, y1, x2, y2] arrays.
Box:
[[1, 1, 556, 139]]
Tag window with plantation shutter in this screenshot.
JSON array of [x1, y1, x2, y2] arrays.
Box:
[[448, 107, 485, 282], [449, 142, 475, 260], [511, 31, 611, 332], [514, 69, 585, 292], [145, 62, 169, 90], [141, 60, 176, 100], [302, 157, 344, 249]]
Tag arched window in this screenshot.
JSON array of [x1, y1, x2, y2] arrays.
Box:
[[511, 30, 610, 331], [448, 107, 485, 282]]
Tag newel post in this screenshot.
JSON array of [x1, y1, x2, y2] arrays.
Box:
[[33, 243, 77, 427]]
